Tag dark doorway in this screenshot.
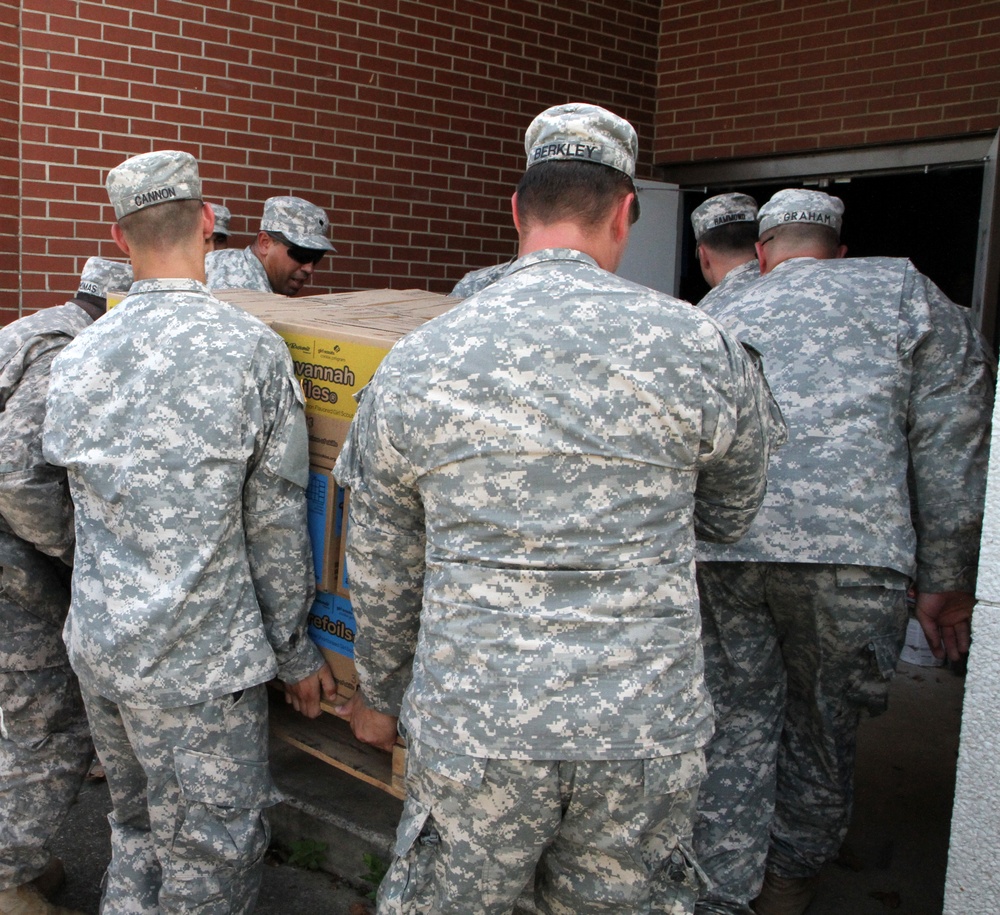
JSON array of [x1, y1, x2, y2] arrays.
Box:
[[679, 165, 984, 314]]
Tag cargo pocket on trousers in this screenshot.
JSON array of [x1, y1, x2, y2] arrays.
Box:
[[653, 840, 710, 906], [844, 633, 899, 717], [171, 747, 278, 870], [641, 754, 711, 902], [379, 800, 438, 914]]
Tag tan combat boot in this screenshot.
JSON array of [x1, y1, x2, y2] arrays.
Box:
[[751, 870, 818, 915], [0, 884, 84, 915]]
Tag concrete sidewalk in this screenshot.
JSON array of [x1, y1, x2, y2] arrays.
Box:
[[809, 659, 965, 915], [47, 659, 964, 914], [45, 743, 386, 914]]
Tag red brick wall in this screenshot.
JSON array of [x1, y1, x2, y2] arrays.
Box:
[[0, 1, 20, 324], [656, 0, 1000, 163], [9, 0, 661, 316]]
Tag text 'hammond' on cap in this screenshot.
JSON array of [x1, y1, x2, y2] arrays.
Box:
[[691, 193, 759, 241], [105, 150, 202, 221]]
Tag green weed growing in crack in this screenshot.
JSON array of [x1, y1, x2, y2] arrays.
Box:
[[361, 853, 389, 900], [286, 838, 328, 871]]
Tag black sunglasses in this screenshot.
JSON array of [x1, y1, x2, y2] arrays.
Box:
[[286, 244, 326, 265], [267, 232, 326, 265]]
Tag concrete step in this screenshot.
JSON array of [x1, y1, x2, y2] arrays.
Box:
[[268, 735, 537, 913], [268, 736, 402, 893]]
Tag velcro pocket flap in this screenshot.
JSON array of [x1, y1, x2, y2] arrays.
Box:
[[393, 800, 432, 857]]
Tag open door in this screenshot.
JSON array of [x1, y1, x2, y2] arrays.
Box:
[[657, 132, 1000, 342]]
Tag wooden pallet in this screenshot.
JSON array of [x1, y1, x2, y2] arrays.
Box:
[[268, 686, 406, 799]]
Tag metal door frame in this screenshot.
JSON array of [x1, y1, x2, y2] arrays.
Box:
[[656, 131, 999, 337]]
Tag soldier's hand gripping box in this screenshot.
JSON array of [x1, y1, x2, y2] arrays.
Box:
[[307, 590, 359, 702]]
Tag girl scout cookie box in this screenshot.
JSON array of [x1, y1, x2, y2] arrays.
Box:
[[215, 288, 459, 693]]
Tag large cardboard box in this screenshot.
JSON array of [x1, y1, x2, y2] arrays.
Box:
[[106, 290, 129, 310], [269, 316, 403, 470], [217, 288, 460, 687], [306, 591, 359, 702], [335, 488, 351, 598], [218, 288, 459, 469], [306, 469, 345, 593]]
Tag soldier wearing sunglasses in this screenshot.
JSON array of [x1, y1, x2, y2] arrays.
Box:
[[206, 194, 334, 297]]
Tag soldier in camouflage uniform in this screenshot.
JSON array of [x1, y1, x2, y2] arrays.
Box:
[[0, 257, 132, 915], [207, 202, 231, 251], [693, 189, 993, 915], [690, 193, 759, 311], [205, 195, 333, 296], [333, 103, 783, 915], [41, 151, 335, 915]]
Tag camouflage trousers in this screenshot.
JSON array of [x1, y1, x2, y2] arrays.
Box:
[[693, 562, 908, 915], [378, 739, 707, 915], [0, 663, 93, 890], [82, 684, 278, 915]]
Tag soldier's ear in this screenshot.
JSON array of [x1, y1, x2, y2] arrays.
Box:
[[755, 239, 772, 274], [510, 192, 522, 233], [111, 223, 131, 257], [611, 191, 634, 243], [202, 202, 215, 242]]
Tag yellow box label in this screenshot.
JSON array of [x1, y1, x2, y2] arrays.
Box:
[[277, 330, 389, 423]]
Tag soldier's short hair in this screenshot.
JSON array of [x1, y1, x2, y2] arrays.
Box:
[[515, 160, 637, 231], [118, 198, 205, 249], [699, 221, 759, 256], [763, 221, 842, 256]]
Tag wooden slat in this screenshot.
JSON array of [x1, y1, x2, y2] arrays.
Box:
[[268, 687, 406, 800], [391, 743, 406, 796]]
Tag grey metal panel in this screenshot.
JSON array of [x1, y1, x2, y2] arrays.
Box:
[[615, 179, 683, 297]]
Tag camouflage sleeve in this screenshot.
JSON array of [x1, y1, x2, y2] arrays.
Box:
[[334, 377, 425, 717], [0, 346, 74, 564], [694, 330, 784, 543], [906, 273, 994, 593], [244, 342, 323, 685]]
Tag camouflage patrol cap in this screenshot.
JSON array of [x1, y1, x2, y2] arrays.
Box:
[[758, 188, 845, 237], [209, 203, 232, 237], [261, 196, 334, 251], [76, 256, 133, 299], [691, 193, 758, 241], [524, 103, 638, 180], [106, 150, 202, 220]]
